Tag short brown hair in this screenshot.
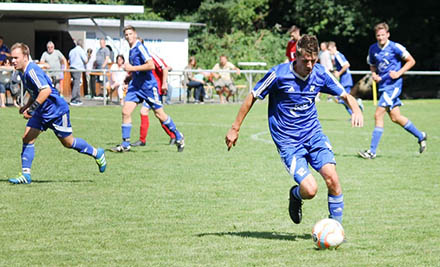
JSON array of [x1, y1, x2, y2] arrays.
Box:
[[123, 25, 136, 33], [296, 35, 319, 56], [11, 42, 30, 58], [288, 25, 300, 34], [374, 22, 389, 33]]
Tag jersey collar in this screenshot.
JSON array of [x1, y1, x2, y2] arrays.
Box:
[[378, 40, 390, 50], [290, 60, 311, 81]]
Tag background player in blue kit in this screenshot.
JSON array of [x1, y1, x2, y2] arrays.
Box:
[[327, 41, 364, 115], [8, 43, 106, 184], [110, 25, 184, 153], [225, 35, 363, 224], [359, 22, 427, 159]]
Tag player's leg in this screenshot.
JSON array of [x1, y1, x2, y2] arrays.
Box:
[[132, 103, 149, 147], [309, 133, 343, 224], [388, 106, 427, 153], [359, 106, 386, 159], [280, 147, 315, 224], [319, 163, 343, 224], [9, 126, 41, 184], [153, 107, 184, 152]]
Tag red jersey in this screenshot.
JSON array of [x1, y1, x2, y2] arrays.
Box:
[[285, 40, 297, 62], [150, 53, 168, 95]]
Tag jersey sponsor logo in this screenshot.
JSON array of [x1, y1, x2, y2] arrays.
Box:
[[290, 97, 314, 112], [296, 167, 307, 177]]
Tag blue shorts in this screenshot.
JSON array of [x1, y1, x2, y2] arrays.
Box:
[[278, 132, 336, 184], [125, 86, 163, 110], [378, 80, 402, 110], [27, 111, 72, 138]]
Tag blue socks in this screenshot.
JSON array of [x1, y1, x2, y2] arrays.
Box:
[[122, 123, 132, 148], [163, 117, 182, 140], [292, 185, 302, 200], [370, 127, 384, 154], [403, 120, 424, 141], [328, 194, 344, 224], [71, 138, 96, 157], [21, 143, 34, 174]]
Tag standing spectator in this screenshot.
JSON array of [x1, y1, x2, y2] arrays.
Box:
[[0, 58, 20, 107], [84, 48, 94, 97], [327, 41, 363, 115], [285, 25, 301, 62], [359, 22, 426, 159], [68, 39, 88, 106], [0, 36, 10, 65], [90, 38, 111, 98], [39, 41, 67, 95], [8, 42, 106, 184], [318, 42, 333, 72], [212, 55, 240, 104]]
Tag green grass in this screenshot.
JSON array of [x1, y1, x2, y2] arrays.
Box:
[[0, 99, 439, 266]]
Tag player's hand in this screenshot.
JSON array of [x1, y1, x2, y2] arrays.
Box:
[[372, 73, 382, 82], [19, 106, 27, 114], [23, 109, 32, 120], [351, 112, 363, 128], [389, 70, 401, 79], [225, 128, 239, 151], [124, 62, 134, 72]]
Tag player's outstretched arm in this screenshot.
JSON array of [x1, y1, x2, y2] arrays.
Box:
[[341, 93, 363, 128], [225, 93, 257, 151]]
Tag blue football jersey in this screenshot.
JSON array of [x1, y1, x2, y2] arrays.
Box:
[[21, 62, 68, 119], [252, 62, 345, 147], [367, 40, 410, 90], [128, 41, 158, 91], [333, 51, 353, 88]]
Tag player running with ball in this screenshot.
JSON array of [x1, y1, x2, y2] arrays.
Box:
[[225, 35, 363, 224]]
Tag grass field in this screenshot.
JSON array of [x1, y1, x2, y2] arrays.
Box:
[[0, 99, 439, 266]]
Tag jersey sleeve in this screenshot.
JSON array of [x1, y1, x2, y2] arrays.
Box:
[[252, 69, 277, 100], [27, 67, 50, 91], [320, 69, 345, 96], [335, 53, 349, 67], [394, 42, 410, 60], [367, 46, 376, 66], [138, 44, 152, 64]]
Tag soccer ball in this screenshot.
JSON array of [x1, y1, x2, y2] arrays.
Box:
[[312, 218, 345, 249]]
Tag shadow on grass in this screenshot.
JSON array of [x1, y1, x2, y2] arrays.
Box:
[[0, 179, 95, 184], [334, 152, 383, 159], [197, 231, 311, 241]]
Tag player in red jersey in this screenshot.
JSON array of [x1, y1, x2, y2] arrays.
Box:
[[285, 25, 301, 62]]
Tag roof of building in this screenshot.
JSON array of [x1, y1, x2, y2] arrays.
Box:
[[69, 18, 191, 30], [0, 3, 144, 21]]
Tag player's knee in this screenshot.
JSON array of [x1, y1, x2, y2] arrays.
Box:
[[324, 174, 341, 194], [302, 184, 318, 199]]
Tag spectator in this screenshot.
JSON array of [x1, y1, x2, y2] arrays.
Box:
[[184, 56, 206, 103], [327, 41, 363, 115], [110, 54, 128, 105], [212, 55, 240, 104], [285, 25, 301, 62], [0, 36, 10, 65], [90, 38, 111, 98], [39, 41, 67, 95], [318, 42, 333, 72], [85, 48, 94, 97], [0, 58, 20, 107], [68, 39, 88, 106]]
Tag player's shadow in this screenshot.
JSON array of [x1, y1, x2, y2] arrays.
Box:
[[334, 152, 383, 159], [197, 231, 311, 241], [0, 179, 94, 184]]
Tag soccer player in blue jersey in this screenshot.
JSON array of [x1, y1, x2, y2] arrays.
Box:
[[8, 43, 106, 184], [110, 25, 184, 152], [225, 35, 363, 224], [327, 41, 364, 115], [359, 22, 427, 159]]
